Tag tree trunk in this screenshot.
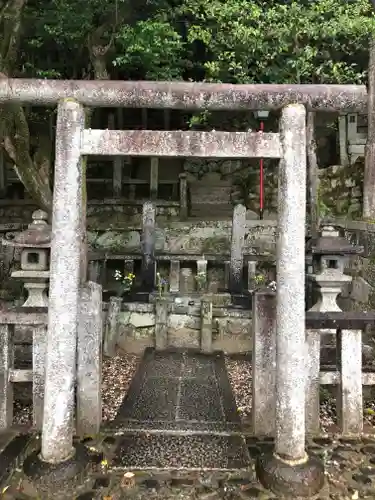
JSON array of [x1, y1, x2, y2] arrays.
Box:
[[0, 0, 53, 211]]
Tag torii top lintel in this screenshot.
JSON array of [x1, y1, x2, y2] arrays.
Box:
[[0, 79, 367, 113]]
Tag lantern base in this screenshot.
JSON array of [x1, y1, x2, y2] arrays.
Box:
[[256, 452, 325, 497]]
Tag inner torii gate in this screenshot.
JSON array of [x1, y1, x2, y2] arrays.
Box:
[[0, 79, 370, 497]]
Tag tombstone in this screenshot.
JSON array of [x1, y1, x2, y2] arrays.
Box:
[[229, 204, 246, 294], [200, 298, 213, 353], [141, 202, 156, 292], [179, 173, 188, 219], [247, 261, 257, 292], [189, 171, 232, 218], [179, 267, 195, 294], [88, 260, 101, 283], [196, 255, 208, 292], [169, 260, 180, 293]]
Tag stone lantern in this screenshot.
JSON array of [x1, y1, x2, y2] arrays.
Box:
[[307, 225, 363, 336], [5, 210, 51, 307]]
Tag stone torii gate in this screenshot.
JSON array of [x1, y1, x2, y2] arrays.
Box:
[[0, 79, 369, 496]]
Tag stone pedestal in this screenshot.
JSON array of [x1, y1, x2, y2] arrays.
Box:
[[12, 273, 49, 307]]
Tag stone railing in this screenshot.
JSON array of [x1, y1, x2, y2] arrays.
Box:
[[253, 290, 375, 437]]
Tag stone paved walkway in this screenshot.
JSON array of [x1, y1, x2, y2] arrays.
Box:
[[111, 348, 242, 434]]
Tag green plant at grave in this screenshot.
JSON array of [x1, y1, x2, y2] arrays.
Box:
[[195, 271, 207, 291], [253, 274, 266, 286], [114, 270, 136, 295], [156, 272, 169, 298]]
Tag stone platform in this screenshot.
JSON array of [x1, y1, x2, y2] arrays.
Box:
[[110, 348, 243, 435], [107, 348, 249, 472]]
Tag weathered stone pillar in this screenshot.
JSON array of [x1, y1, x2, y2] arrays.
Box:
[[104, 296, 122, 357], [252, 289, 276, 436], [32, 324, 48, 430], [275, 104, 307, 461], [155, 298, 168, 350], [42, 99, 85, 462], [77, 281, 103, 437], [256, 104, 324, 498], [141, 202, 156, 292], [24, 100, 90, 485]]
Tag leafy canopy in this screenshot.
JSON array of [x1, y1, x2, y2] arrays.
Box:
[[17, 0, 375, 84]]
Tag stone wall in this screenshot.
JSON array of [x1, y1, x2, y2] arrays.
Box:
[[88, 219, 277, 256], [319, 161, 363, 218]]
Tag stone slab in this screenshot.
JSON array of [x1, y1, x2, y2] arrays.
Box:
[[306, 311, 375, 329], [0, 432, 31, 485], [111, 433, 249, 470], [111, 347, 241, 433]]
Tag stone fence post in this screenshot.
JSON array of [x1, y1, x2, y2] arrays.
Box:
[[252, 289, 276, 436], [155, 298, 168, 350]]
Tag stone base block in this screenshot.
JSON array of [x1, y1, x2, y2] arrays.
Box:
[[23, 443, 90, 492], [256, 452, 325, 497]]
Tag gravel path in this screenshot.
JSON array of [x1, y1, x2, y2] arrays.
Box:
[[225, 356, 252, 420], [13, 353, 140, 425], [101, 352, 139, 422], [13, 352, 375, 434]]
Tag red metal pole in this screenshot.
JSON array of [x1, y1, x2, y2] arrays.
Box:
[[259, 121, 264, 219]]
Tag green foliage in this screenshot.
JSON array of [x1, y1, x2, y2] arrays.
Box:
[[179, 0, 375, 84], [15, 0, 375, 85], [3, 0, 375, 208], [114, 20, 184, 79]]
